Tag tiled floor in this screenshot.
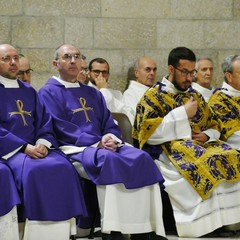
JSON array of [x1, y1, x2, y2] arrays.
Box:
[[74, 232, 240, 240], [75, 235, 240, 240]]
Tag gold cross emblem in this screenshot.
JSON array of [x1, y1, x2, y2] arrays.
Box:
[[72, 97, 93, 122], [9, 100, 32, 126]]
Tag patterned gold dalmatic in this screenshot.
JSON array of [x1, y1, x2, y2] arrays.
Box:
[[133, 82, 240, 200], [208, 89, 240, 142]]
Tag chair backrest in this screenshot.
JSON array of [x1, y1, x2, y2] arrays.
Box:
[[112, 112, 133, 145]]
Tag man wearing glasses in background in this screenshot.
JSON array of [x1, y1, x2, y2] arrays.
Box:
[[77, 54, 89, 84], [133, 46, 240, 238], [88, 57, 130, 115], [17, 54, 33, 84]]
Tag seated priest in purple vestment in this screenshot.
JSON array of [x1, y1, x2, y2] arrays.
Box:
[[38, 44, 167, 240], [0, 44, 87, 240]]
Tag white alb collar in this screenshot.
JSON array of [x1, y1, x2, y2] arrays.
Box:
[[53, 76, 80, 88], [0, 76, 19, 88]]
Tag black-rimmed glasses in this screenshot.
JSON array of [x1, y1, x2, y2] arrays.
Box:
[[174, 67, 197, 77], [91, 69, 109, 77]]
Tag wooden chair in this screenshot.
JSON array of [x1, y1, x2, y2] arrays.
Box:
[[112, 112, 133, 145]]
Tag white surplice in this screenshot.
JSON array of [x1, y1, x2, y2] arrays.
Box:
[[0, 207, 19, 240], [191, 82, 213, 102], [123, 80, 149, 125], [88, 82, 130, 116], [22, 218, 76, 240]]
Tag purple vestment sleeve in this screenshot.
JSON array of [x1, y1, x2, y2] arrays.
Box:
[[0, 126, 26, 157]]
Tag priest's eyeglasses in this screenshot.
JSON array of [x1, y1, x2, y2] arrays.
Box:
[[61, 53, 81, 61], [18, 69, 33, 76], [1, 55, 20, 63], [80, 67, 89, 74], [91, 69, 109, 77], [174, 67, 197, 77]]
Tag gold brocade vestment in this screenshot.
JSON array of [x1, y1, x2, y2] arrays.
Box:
[[208, 89, 240, 141], [133, 82, 240, 200]]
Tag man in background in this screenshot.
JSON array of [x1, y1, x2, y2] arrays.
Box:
[[88, 57, 130, 116], [123, 56, 157, 125], [192, 57, 214, 102], [77, 54, 89, 84], [17, 54, 33, 84]]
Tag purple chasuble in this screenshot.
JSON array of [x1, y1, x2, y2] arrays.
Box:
[[0, 81, 87, 221], [39, 78, 164, 189]]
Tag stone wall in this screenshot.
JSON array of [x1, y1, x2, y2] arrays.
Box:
[[1, 0, 240, 91]]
